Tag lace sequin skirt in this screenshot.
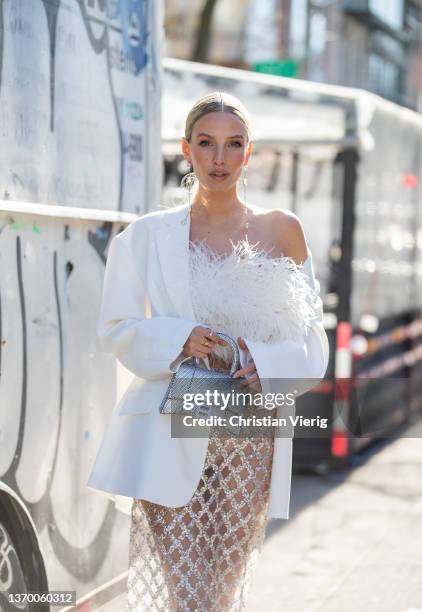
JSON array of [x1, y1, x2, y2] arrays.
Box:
[[125, 421, 276, 612]]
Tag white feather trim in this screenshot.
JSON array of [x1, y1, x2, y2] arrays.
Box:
[[189, 238, 318, 365]]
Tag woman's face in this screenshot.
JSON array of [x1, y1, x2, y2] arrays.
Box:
[[181, 111, 252, 193]]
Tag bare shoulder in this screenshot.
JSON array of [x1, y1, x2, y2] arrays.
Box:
[[250, 206, 309, 265]]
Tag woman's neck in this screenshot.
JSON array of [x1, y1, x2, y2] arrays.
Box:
[[191, 186, 245, 222]]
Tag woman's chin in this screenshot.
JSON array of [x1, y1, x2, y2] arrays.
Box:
[[203, 179, 237, 193]]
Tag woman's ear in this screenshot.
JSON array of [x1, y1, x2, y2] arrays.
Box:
[[245, 139, 253, 165], [180, 137, 191, 163]]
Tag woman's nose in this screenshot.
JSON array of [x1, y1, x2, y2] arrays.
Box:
[[213, 144, 225, 164]]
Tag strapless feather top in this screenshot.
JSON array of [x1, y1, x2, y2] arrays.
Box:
[[188, 238, 318, 365]]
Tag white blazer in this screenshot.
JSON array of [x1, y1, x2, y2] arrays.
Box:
[[86, 203, 329, 520]]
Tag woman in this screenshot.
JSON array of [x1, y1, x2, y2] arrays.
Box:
[[87, 92, 329, 611]]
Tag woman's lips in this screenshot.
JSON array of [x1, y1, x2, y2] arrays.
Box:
[[209, 172, 229, 181]]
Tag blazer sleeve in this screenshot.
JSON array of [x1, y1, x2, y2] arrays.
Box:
[[242, 252, 329, 398], [97, 233, 199, 380]]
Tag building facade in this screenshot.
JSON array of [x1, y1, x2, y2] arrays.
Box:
[[164, 0, 422, 110], [284, 0, 422, 110]]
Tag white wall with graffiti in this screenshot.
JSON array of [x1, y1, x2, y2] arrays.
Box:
[[0, 0, 162, 606], [0, 0, 162, 214]]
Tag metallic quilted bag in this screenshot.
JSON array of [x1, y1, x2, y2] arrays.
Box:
[[159, 332, 251, 422]]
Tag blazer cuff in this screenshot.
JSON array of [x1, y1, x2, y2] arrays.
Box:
[[162, 319, 200, 373], [241, 327, 329, 399]]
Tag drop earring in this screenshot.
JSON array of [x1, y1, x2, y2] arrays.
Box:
[[242, 166, 249, 241], [242, 166, 248, 203], [181, 162, 197, 225]]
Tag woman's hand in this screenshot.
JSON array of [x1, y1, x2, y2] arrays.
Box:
[[233, 337, 261, 393], [182, 325, 228, 360]]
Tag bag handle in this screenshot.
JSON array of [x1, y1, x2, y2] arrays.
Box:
[[194, 331, 240, 376]]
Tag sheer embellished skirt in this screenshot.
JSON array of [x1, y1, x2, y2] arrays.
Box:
[[125, 421, 275, 611]]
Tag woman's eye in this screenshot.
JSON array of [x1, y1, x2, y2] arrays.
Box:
[[197, 140, 242, 148]]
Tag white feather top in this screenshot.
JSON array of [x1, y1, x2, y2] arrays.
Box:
[[188, 238, 318, 366]]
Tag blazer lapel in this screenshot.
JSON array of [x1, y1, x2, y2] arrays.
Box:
[[154, 204, 196, 320]]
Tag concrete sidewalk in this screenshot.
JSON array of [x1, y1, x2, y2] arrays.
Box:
[[246, 419, 422, 612]]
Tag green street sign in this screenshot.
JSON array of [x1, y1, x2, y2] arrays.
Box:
[[253, 59, 299, 78]]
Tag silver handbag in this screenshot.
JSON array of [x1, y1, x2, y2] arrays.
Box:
[[159, 332, 251, 423]]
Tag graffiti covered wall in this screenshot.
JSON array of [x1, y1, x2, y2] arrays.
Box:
[[0, 210, 135, 597], [0, 0, 163, 601], [0, 0, 162, 214]]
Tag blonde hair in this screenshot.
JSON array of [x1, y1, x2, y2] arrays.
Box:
[[184, 91, 252, 143]]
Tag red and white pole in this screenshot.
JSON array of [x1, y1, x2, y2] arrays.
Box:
[[332, 322, 352, 458]]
